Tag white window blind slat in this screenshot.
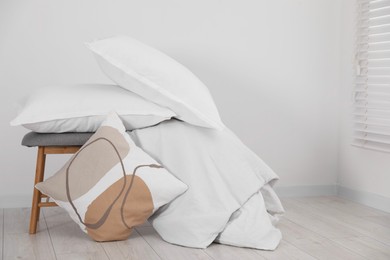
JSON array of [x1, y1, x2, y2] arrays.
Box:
[[356, 82, 390, 87], [356, 76, 390, 84], [359, 15, 390, 27], [352, 140, 390, 153], [355, 102, 390, 110], [354, 0, 390, 152], [354, 117, 390, 127], [359, 59, 390, 67], [359, 68, 390, 75], [354, 125, 390, 136], [354, 107, 390, 112], [358, 34, 390, 44], [357, 51, 390, 60], [359, 0, 390, 10], [353, 113, 388, 119], [358, 44, 390, 54], [355, 90, 390, 97], [359, 25, 390, 36], [355, 85, 390, 93], [370, 0, 390, 10], [355, 131, 390, 143], [364, 26, 390, 36], [360, 7, 390, 19], [354, 108, 390, 115]]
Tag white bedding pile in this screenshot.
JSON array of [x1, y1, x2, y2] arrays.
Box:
[[130, 121, 284, 249], [12, 36, 284, 250]]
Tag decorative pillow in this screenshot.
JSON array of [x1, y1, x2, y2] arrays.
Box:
[[35, 112, 187, 242], [10, 84, 176, 133], [86, 36, 225, 130]]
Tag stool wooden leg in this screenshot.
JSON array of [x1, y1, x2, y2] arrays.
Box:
[[29, 146, 46, 234]]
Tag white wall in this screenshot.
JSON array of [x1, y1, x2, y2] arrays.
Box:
[[338, 0, 390, 199], [0, 0, 342, 207]]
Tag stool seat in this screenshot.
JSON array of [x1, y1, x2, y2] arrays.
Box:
[[22, 132, 94, 147]]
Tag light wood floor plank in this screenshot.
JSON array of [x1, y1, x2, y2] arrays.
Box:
[[281, 199, 363, 239], [137, 226, 212, 260], [3, 208, 56, 260], [43, 207, 108, 260], [102, 229, 161, 260], [308, 196, 390, 217], [332, 236, 390, 260], [279, 218, 366, 260], [256, 241, 316, 260], [56, 252, 107, 260], [204, 242, 266, 260], [364, 215, 390, 228], [291, 197, 390, 245], [0, 209, 3, 260]]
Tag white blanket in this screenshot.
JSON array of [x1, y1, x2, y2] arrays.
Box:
[[131, 120, 284, 249]]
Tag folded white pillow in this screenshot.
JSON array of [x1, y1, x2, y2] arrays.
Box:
[[10, 84, 176, 133], [86, 36, 225, 130]]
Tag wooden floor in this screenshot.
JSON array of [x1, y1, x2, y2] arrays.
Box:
[[1, 196, 390, 260]]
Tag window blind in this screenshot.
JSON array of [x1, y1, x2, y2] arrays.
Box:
[[353, 0, 390, 152]]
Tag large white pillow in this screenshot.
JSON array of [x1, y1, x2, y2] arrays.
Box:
[[10, 84, 176, 133], [86, 36, 225, 130]]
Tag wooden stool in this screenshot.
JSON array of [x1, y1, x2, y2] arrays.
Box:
[[29, 146, 80, 234], [22, 132, 93, 234]]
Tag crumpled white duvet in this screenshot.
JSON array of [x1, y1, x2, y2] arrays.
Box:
[[130, 120, 284, 250]]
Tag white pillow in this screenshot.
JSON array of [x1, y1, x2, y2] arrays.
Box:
[[10, 84, 176, 133], [86, 36, 225, 130]]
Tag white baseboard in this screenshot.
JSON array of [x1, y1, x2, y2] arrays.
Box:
[[274, 185, 338, 197], [337, 186, 390, 213], [0, 194, 31, 209], [275, 184, 390, 213]]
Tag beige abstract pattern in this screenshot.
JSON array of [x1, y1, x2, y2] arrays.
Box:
[[84, 175, 154, 241], [36, 126, 129, 201]]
